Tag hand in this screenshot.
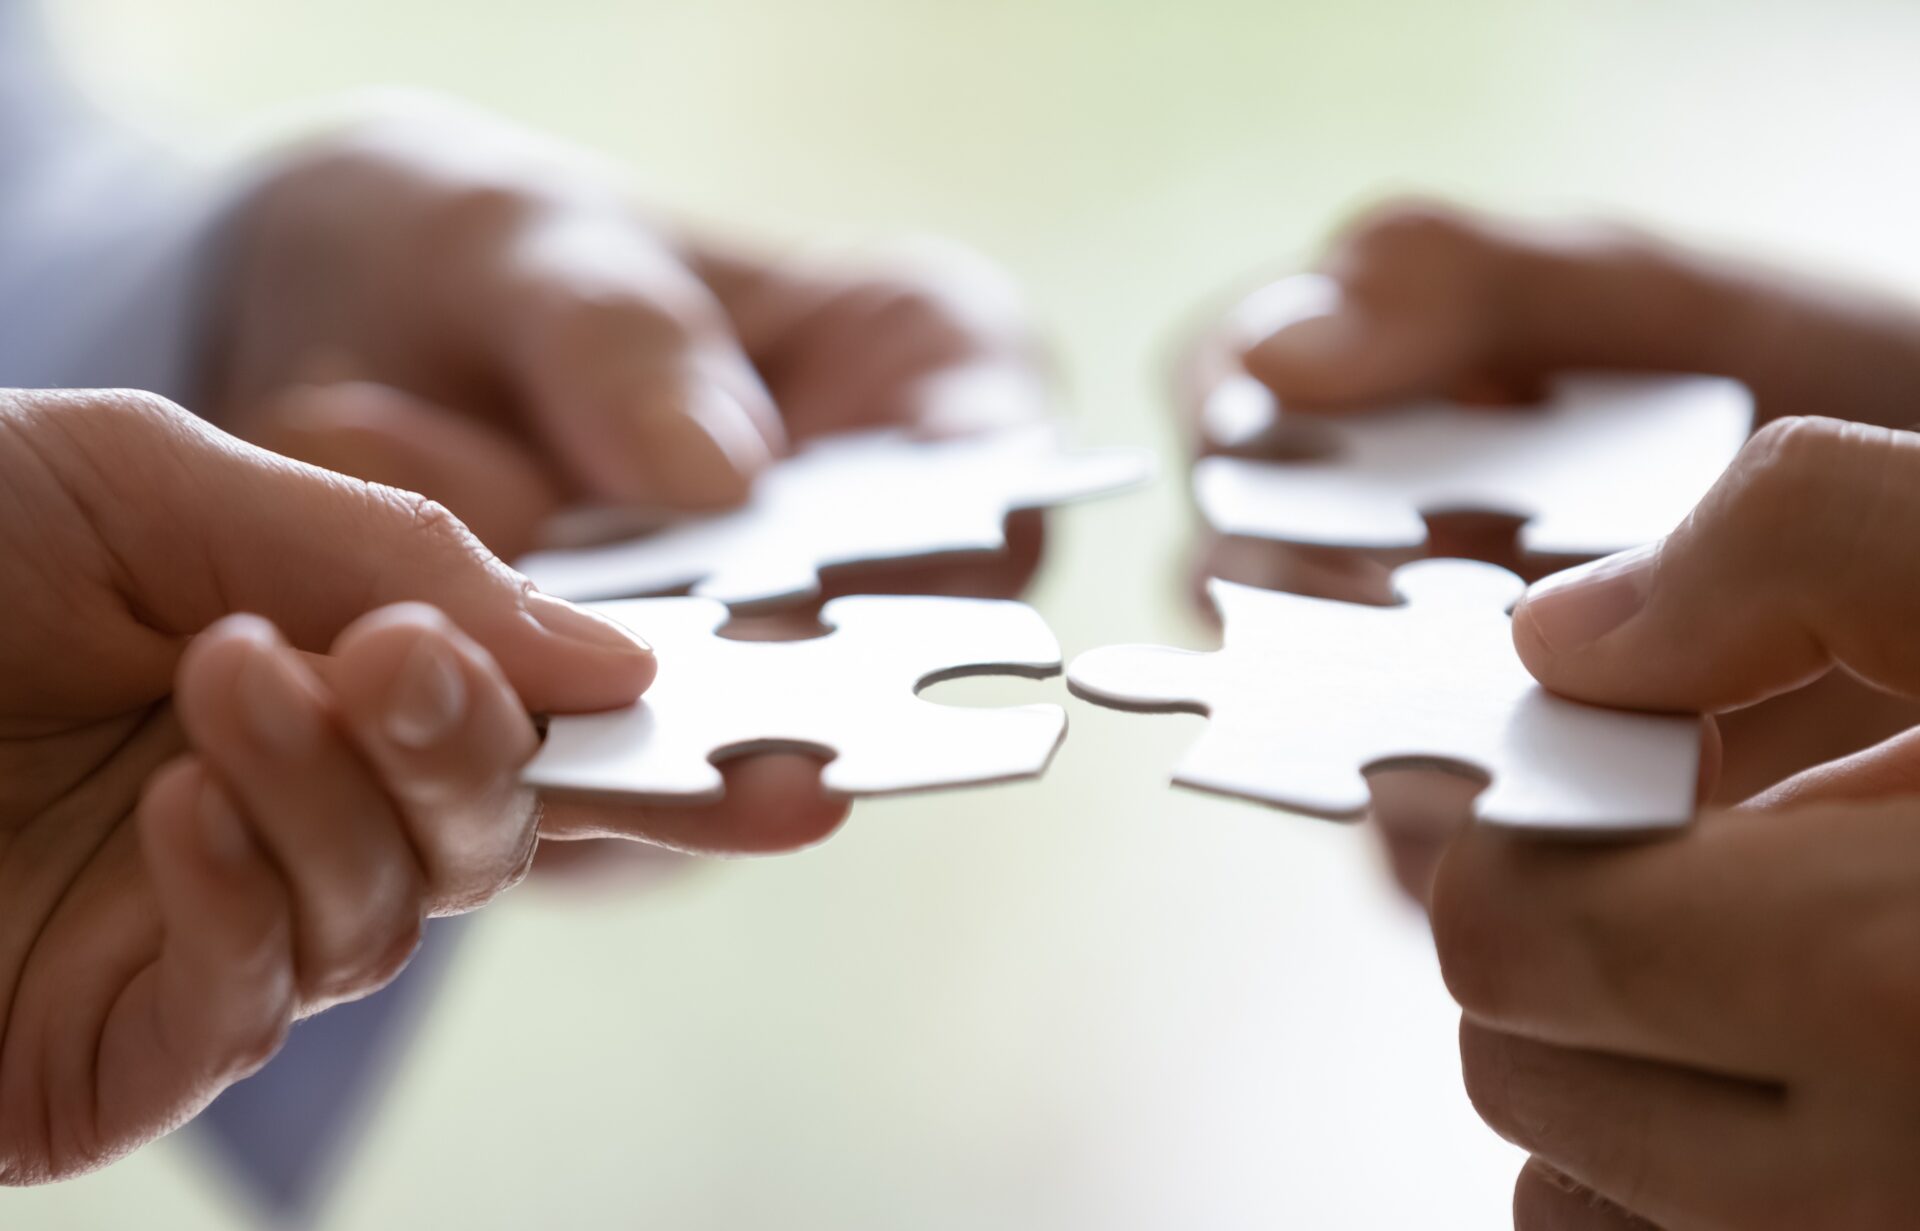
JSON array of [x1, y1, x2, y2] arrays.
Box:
[[1184, 201, 1920, 894], [1432, 417, 1920, 1229], [202, 99, 1048, 563], [1186, 197, 1920, 434], [0, 390, 845, 1184]]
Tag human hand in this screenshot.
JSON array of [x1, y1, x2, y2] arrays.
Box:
[[1183, 202, 1920, 893], [1433, 417, 1920, 1229], [0, 390, 844, 1184], [203, 99, 1048, 563], [1186, 198, 1920, 437]]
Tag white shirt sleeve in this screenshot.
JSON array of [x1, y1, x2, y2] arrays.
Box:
[[0, 0, 233, 405]]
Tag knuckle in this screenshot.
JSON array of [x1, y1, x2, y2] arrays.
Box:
[[1454, 1021, 1517, 1134], [1737, 415, 1855, 499], [224, 1004, 295, 1082], [1429, 843, 1517, 1020], [303, 878, 426, 1005], [426, 178, 543, 239], [380, 488, 488, 560], [419, 798, 543, 916], [1340, 196, 1484, 265], [83, 388, 195, 430], [1721, 415, 1904, 593], [327, 913, 423, 1002], [547, 288, 705, 357]]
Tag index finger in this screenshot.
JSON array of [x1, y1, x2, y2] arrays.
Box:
[[477, 208, 786, 509]]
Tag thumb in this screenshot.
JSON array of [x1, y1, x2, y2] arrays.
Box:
[[1511, 416, 1920, 714], [79, 392, 651, 714]]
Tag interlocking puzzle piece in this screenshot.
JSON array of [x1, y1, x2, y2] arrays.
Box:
[[516, 425, 1152, 610], [1194, 371, 1752, 558], [525, 594, 1067, 802], [1067, 560, 1698, 834]]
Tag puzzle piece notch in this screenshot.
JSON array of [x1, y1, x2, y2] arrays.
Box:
[[1067, 561, 1699, 836], [516, 425, 1153, 610], [1194, 370, 1753, 558], [524, 593, 1068, 803]]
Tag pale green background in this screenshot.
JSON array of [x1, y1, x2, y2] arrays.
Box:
[[16, 1, 1920, 1227]]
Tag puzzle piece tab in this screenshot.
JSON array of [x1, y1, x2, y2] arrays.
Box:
[[525, 594, 1067, 802], [1067, 560, 1698, 834], [1195, 370, 1752, 558], [517, 425, 1152, 610]]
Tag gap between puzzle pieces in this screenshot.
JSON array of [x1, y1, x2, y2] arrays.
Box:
[[1195, 367, 1752, 559], [524, 593, 1069, 804], [1067, 559, 1701, 837], [515, 424, 1154, 612]]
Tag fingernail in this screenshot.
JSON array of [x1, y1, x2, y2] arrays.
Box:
[[197, 778, 256, 867], [1519, 543, 1657, 652], [384, 635, 469, 749], [525, 591, 651, 658], [236, 642, 324, 756]]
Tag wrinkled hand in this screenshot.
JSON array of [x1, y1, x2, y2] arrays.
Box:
[[204, 99, 1047, 561], [0, 390, 844, 1184], [1185, 201, 1920, 894], [1433, 418, 1920, 1229]]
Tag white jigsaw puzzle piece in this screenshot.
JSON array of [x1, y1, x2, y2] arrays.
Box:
[[1067, 560, 1698, 835], [1194, 370, 1752, 558], [525, 594, 1067, 802], [516, 425, 1153, 609]]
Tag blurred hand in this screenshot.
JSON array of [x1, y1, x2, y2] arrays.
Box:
[[204, 99, 1048, 562], [1187, 197, 1920, 434], [1431, 417, 1920, 1229], [0, 390, 845, 1184], [1184, 200, 1920, 892]]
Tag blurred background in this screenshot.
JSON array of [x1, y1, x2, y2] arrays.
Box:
[[16, 0, 1920, 1226]]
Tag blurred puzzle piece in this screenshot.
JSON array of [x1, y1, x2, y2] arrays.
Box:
[[1068, 559, 1698, 835], [518, 424, 1152, 610], [1194, 273, 1751, 558], [525, 594, 1066, 801]]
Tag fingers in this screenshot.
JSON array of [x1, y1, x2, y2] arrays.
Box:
[[89, 759, 297, 1161], [1512, 417, 1920, 713], [691, 240, 1047, 439], [48, 390, 653, 714], [1708, 670, 1920, 805], [539, 752, 850, 856], [1739, 724, 1920, 812], [1463, 1022, 1783, 1231], [326, 603, 542, 914], [1431, 813, 1785, 1075], [173, 616, 428, 1009], [242, 380, 561, 560], [1193, 200, 1775, 442], [1431, 794, 1920, 1081], [1512, 1160, 1663, 1231], [489, 210, 783, 508]]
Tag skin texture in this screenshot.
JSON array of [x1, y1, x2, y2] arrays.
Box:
[[1194, 203, 1920, 1226], [0, 101, 1056, 1181], [1183, 200, 1920, 900], [0, 391, 851, 1184], [195, 99, 1052, 876], [203, 100, 1049, 562], [1438, 428, 1920, 1224]]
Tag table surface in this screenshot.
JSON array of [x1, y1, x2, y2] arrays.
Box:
[[18, 0, 1920, 1226]]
